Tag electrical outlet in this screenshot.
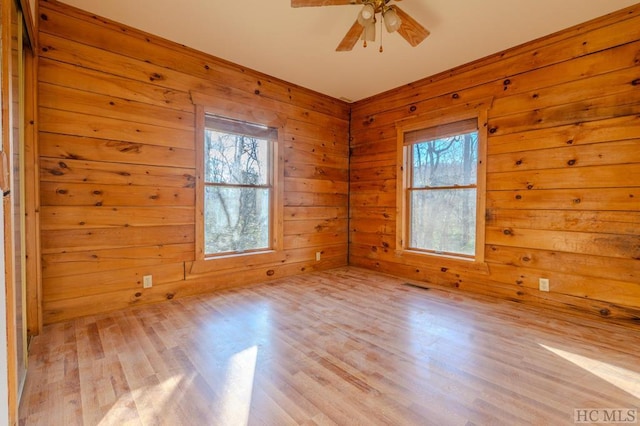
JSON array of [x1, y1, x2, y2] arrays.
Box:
[[539, 278, 550, 292], [143, 275, 153, 288], [316, 251, 321, 261]]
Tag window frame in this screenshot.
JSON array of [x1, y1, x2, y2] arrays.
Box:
[[396, 99, 491, 265], [202, 115, 275, 257], [192, 95, 285, 270]]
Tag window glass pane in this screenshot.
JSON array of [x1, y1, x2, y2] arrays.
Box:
[[409, 189, 476, 255], [205, 186, 270, 254], [411, 131, 478, 188], [205, 129, 270, 185]]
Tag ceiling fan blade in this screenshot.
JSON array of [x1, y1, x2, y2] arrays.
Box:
[[394, 6, 430, 47], [336, 20, 364, 51], [291, 0, 362, 7]]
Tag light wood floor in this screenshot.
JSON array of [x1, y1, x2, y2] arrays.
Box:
[[19, 267, 640, 425]]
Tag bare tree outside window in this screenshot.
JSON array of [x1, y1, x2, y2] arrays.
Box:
[[409, 131, 478, 256], [204, 122, 273, 255]]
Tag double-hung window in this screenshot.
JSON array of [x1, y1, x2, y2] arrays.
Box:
[[203, 115, 276, 257], [406, 119, 478, 257], [397, 101, 489, 263]]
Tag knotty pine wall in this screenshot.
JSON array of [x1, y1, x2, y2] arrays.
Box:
[[349, 5, 640, 320], [37, 0, 349, 323], [37, 0, 640, 324]]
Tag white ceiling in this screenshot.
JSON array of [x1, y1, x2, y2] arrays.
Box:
[[59, 0, 638, 102]]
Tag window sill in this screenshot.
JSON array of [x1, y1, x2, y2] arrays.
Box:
[[395, 249, 490, 275], [189, 250, 286, 275]]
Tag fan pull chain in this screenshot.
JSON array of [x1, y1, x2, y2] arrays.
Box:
[[379, 17, 383, 52]]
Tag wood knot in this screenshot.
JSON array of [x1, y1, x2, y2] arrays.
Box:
[[631, 78, 640, 86], [566, 139, 574, 145], [567, 159, 576, 166], [522, 256, 531, 262], [573, 198, 581, 204], [503, 228, 513, 235], [204, 64, 210, 70], [40, 13, 48, 21], [440, 267, 448, 272], [254, 90, 260, 95], [599, 308, 611, 317], [166, 293, 175, 300], [266, 269, 275, 276], [409, 105, 417, 112], [135, 292, 142, 297], [489, 127, 498, 134], [515, 160, 523, 166], [515, 194, 522, 200], [56, 189, 68, 195], [527, 184, 534, 190], [503, 79, 511, 85], [452, 93, 459, 99]]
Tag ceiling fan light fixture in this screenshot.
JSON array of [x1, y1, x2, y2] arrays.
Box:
[[361, 19, 376, 44], [383, 7, 402, 33], [292, 0, 429, 52], [357, 3, 375, 25]]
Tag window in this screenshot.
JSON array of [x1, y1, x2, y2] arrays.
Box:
[[397, 101, 489, 262], [407, 119, 478, 257], [191, 95, 285, 270], [203, 115, 276, 256]]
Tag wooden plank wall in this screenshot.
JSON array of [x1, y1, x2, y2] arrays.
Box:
[[37, 0, 349, 323], [349, 4, 640, 321]]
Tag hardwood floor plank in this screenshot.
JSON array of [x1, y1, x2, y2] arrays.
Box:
[[19, 268, 640, 425]]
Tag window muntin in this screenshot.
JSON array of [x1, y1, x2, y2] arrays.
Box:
[[406, 123, 479, 258], [203, 115, 275, 256]]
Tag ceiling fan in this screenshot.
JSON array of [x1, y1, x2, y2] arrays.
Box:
[[291, 0, 430, 52]]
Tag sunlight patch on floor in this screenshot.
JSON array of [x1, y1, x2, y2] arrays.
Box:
[[99, 374, 184, 425], [540, 344, 640, 400], [217, 345, 259, 426]]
